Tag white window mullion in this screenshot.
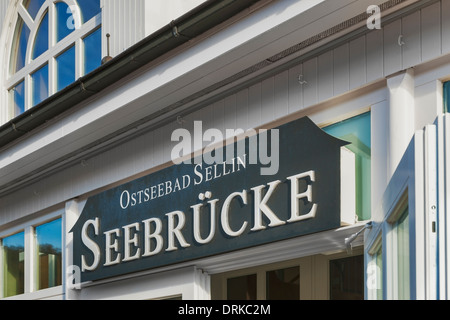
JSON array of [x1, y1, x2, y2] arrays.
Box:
[[17, 4, 34, 30], [25, 74, 32, 111], [24, 226, 36, 294], [49, 57, 56, 96], [75, 38, 83, 79], [48, 2, 56, 96]]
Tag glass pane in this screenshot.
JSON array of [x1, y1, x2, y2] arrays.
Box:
[[266, 266, 300, 300], [2, 232, 25, 298], [397, 207, 410, 300], [329, 255, 364, 300], [11, 81, 26, 116], [36, 219, 62, 290], [83, 28, 102, 75], [227, 274, 256, 300], [32, 11, 49, 59], [32, 63, 49, 106], [23, 0, 46, 20], [323, 112, 371, 221], [56, 2, 75, 42], [76, 0, 101, 23], [11, 16, 30, 73], [56, 46, 75, 91]]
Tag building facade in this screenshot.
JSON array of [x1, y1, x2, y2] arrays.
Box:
[[0, 0, 450, 300]]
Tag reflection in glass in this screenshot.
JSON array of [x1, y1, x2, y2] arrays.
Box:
[[56, 46, 75, 91], [23, 0, 46, 20], [32, 63, 49, 106], [11, 81, 26, 116], [329, 255, 364, 300], [227, 274, 257, 300], [11, 16, 30, 73], [2, 232, 25, 298], [397, 207, 409, 300], [56, 2, 75, 42], [36, 219, 62, 290], [77, 0, 101, 23], [266, 266, 300, 300], [32, 11, 49, 59], [323, 112, 371, 221], [83, 28, 102, 75]]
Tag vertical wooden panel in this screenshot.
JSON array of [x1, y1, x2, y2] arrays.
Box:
[[442, 0, 450, 55], [318, 51, 333, 102], [103, 0, 147, 57], [349, 36, 366, 90], [303, 58, 318, 107], [212, 100, 225, 134], [235, 89, 249, 130], [248, 82, 262, 129], [402, 11, 421, 69], [384, 20, 402, 76], [273, 70, 289, 120], [366, 29, 384, 83], [118, 0, 124, 52], [288, 63, 303, 113], [153, 126, 165, 166], [200, 103, 213, 150], [261, 77, 274, 125], [163, 121, 177, 164], [421, 2, 441, 62], [223, 94, 237, 130], [333, 43, 349, 96]]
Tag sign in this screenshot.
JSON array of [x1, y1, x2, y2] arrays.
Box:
[[70, 117, 348, 282]]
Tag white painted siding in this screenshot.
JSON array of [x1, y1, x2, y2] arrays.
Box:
[[1, 1, 450, 229], [101, 0, 206, 57], [101, 0, 146, 57]]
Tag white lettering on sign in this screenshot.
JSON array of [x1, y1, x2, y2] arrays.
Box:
[[119, 154, 247, 210], [81, 218, 101, 272], [80, 170, 317, 272]]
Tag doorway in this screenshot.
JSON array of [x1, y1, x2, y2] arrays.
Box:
[[211, 249, 364, 300]]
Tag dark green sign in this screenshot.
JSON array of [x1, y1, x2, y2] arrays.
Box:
[[70, 117, 348, 282]]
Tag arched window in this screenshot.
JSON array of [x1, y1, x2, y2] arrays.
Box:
[[7, 0, 101, 118]]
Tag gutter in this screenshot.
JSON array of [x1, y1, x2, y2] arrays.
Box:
[[0, 0, 264, 149]]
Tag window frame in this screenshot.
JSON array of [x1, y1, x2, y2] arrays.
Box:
[[0, 209, 64, 300], [367, 232, 383, 300], [5, 0, 102, 117], [386, 191, 410, 300]]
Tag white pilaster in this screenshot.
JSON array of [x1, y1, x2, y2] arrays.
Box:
[[387, 68, 415, 177]]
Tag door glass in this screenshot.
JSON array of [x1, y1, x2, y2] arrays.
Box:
[[266, 266, 300, 300], [329, 255, 364, 300], [36, 219, 62, 290], [227, 274, 256, 300]]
